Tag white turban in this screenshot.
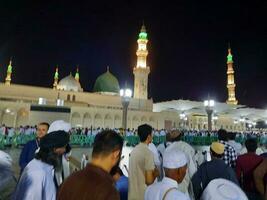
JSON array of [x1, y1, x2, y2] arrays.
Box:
[[163, 146, 187, 169], [201, 178, 248, 200], [48, 120, 71, 134]]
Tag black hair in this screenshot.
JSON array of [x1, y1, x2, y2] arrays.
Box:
[[218, 129, 228, 141], [110, 166, 124, 176], [245, 138, 257, 152], [228, 132, 236, 140], [35, 147, 62, 169], [38, 122, 50, 129], [138, 124, 152, 142], [210, 147, 223, 159], [92, 130, 123, 158]]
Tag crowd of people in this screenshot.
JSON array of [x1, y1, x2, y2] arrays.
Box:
[[0, 121, 267, 200]]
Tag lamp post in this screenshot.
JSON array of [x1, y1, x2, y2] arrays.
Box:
[[120, 88, 132, 134], [204, 99, 215, 131]]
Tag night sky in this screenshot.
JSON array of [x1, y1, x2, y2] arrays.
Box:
[[0, 1, 267, 108]]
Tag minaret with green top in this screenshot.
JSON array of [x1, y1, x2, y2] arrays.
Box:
[[5, 59, 13, 85], [226, 44, 238, 105], [133, 23, 150, 99], [53, 66, 59, 89], [75, 66, 80, 82]]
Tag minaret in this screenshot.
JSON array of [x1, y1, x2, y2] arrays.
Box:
[[75, 66, 80, 82], [5, 59, 13, 85], [53, 66, 59, 89], [133, 24, 150, 99], [226, 45, 238, 105]]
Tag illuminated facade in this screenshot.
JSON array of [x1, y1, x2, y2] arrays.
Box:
[[0, 26, 264, 131], [133, 24, 150, 99], [226, 46, 238, 105]]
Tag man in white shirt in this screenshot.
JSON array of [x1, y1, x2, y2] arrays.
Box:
[[145, 147, 190, 200], [128, 124, 159, 200], [160, 130, 197, 196], [228, 132, 242, 155], [13, 120, 71, 200]]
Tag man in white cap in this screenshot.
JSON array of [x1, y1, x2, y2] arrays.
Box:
[[0, 150, 17, 200], [200, 178, 248, 200], [160, 129, 197, 196], [192, 142, 239, 199], [13, 120, 71, 200], [145, 147, 190, 200], [47, 120, 72, 185]]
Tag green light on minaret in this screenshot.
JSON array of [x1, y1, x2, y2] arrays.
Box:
[[54, 67, 59, 79], [139, 24, 147, 39], [227, 50, 233, 62], [7, 61, 12, 73], [75, 70, 79, 79], [139, 32, 147, 39]]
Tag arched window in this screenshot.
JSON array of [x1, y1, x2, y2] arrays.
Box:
[[67, 94, 70, 101], [72, 95, 76, 101]]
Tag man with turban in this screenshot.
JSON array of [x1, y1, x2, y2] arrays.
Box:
[[13, 120, 71, 200]]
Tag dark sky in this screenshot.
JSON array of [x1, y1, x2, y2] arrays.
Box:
[[0, 1, 267, 108]]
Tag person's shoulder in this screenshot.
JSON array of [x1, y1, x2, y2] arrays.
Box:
[[168, 189, 190, 200], [24, 139, 36, 146]]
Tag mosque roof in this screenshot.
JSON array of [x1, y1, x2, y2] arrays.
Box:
[[93, 68, 120, 95], [153, 99, 267, 122], [57, 73, 82, 92]]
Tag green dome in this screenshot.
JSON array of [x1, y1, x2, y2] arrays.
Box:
[[93, 69, 120, 94]]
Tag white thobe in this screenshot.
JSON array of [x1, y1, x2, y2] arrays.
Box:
[[228, 140, 242, 155], [167, 141, 197, 198], [145, 177, 190, 200], [13, 159, 56, 200]]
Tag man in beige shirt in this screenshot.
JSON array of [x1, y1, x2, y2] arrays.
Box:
[[128, 124, 159, 200]]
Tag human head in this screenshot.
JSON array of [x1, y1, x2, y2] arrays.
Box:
[[163, 147, 187, 183], [138, 124, 153, 144], [201, 178, 248, 200], [92, 130, 123, 173], [36, 122, 49, 140], [218, 129, 228, 141], [35, 120, 71, 169], [166, 129, 183, 142], [228, 132, 236, 140], [210, 142, 224, 159], [245, 138, 257, 153]]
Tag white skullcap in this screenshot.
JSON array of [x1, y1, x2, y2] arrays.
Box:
[[47, 120, 71, 133], [163, 146, 187, 169], [0, 150, 12, 167], [200, 178, 248, 200]]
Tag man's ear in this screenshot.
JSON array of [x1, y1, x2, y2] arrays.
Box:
[[112, 149, 121, 159]]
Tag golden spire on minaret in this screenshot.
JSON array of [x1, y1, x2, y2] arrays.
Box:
[[53, 66, 59, 89], [133, 23, 150, 99], [5, 58, 13, 85], [226, 44, 238, 105]]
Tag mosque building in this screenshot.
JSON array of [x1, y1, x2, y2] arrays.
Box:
[[0, 25, 266, 131]]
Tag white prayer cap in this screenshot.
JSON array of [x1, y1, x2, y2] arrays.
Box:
[[0, 150, 12, 167], [200, 178, 248, 200], [163, 146, 187, 169], [47, 120, 71, 133]]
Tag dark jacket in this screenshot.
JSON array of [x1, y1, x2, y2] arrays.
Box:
[[57, 164, 120, 200], [192, 159, 239, 199], [19, 139, 38, 172]]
